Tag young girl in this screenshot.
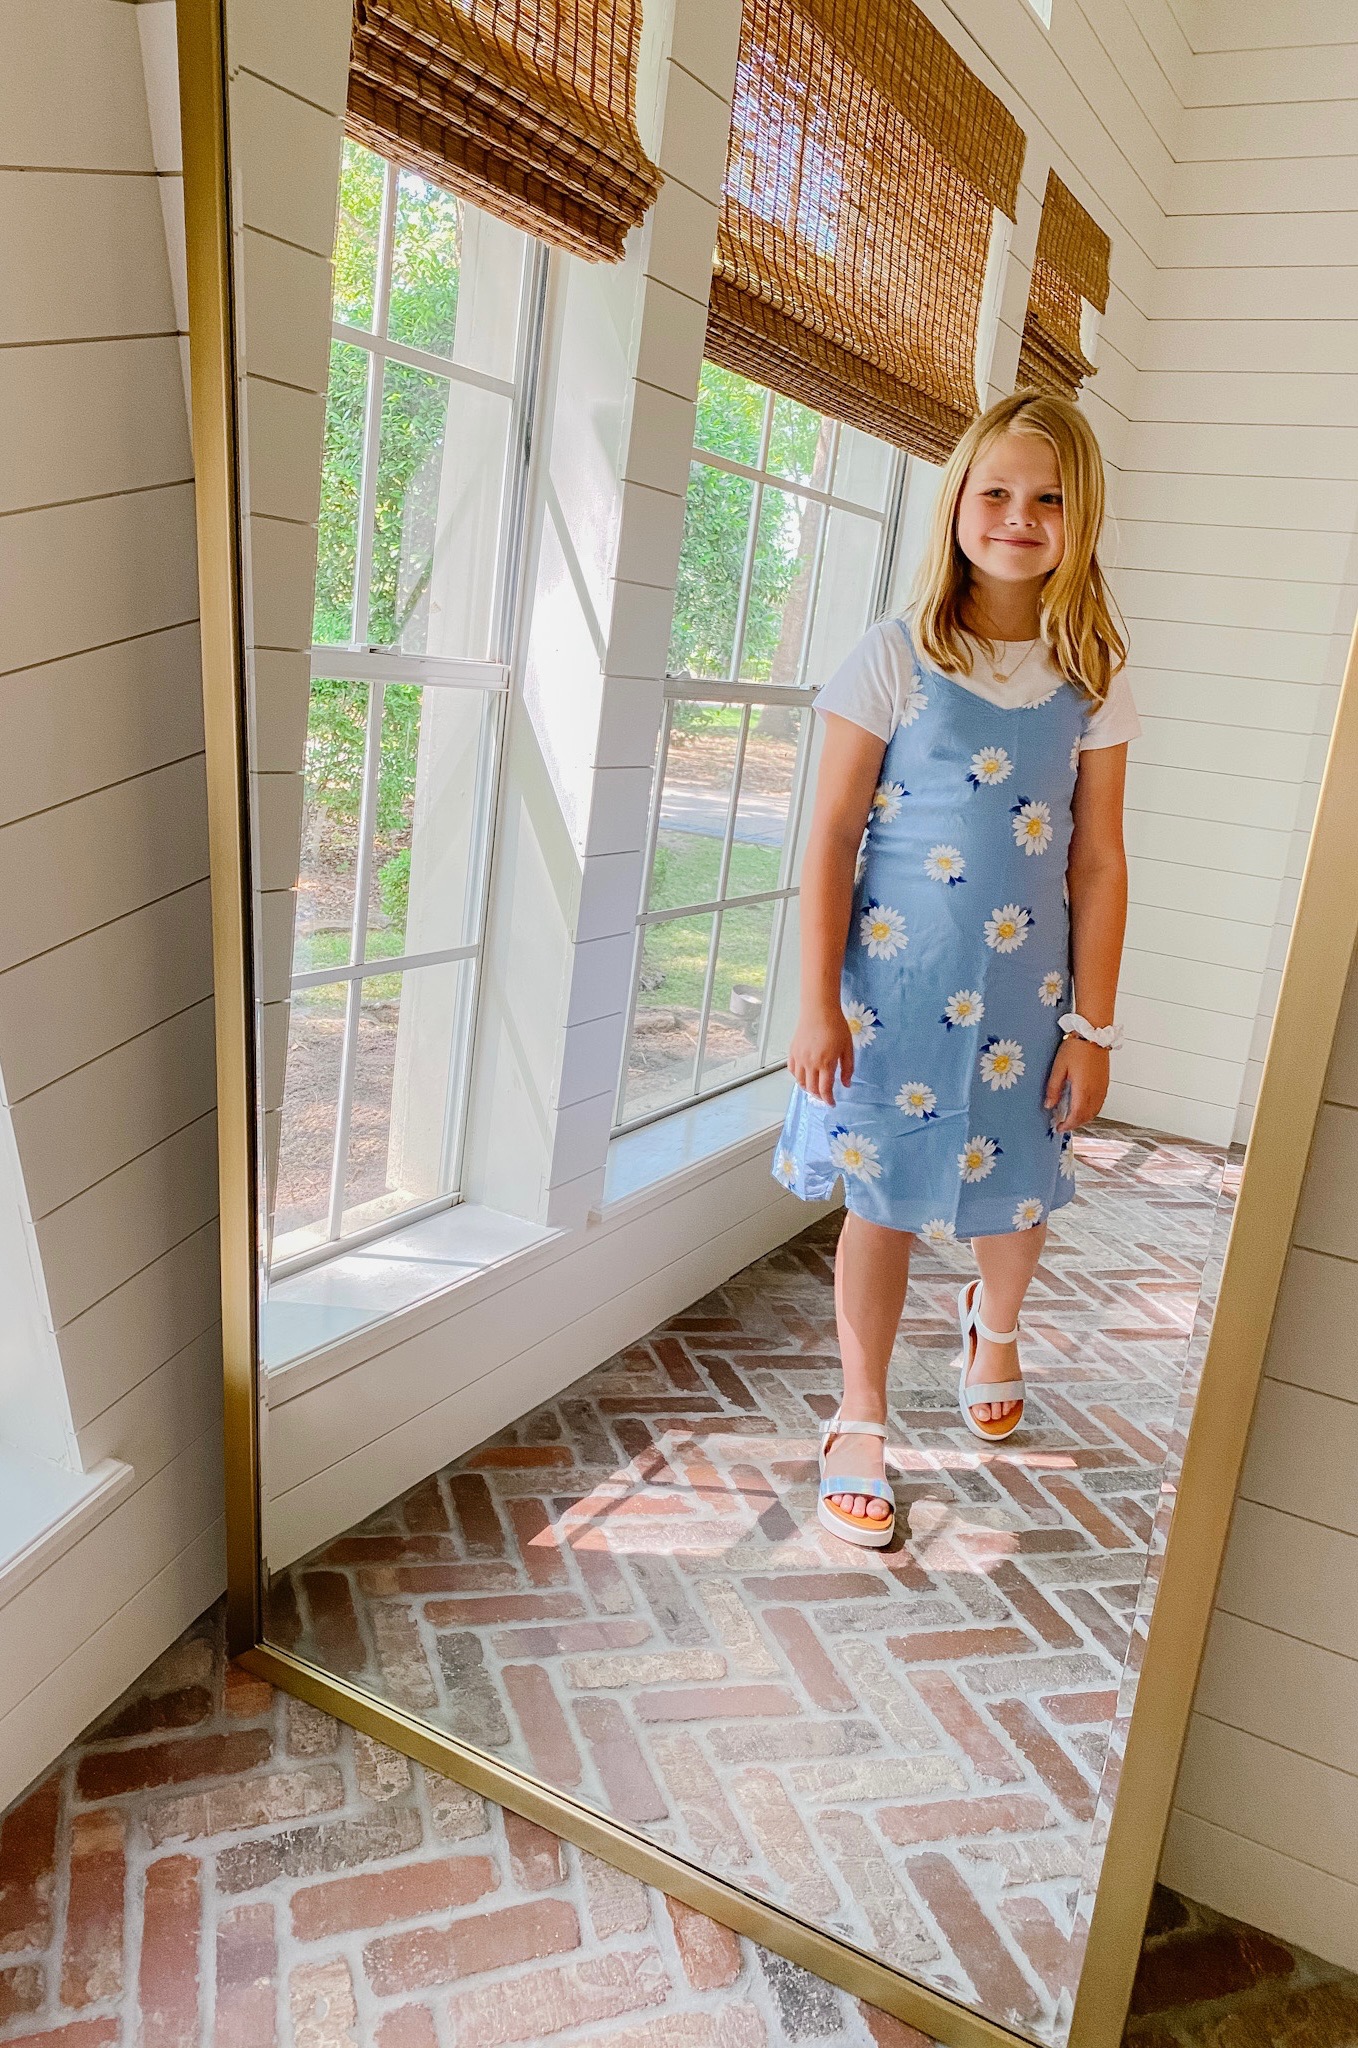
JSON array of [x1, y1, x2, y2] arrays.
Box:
[[773, 391, 1137, 1548]]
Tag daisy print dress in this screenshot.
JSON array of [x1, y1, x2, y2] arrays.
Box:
[[774, 619, 1088, 1238]]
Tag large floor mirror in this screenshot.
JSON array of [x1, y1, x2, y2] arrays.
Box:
[[180, 0, 1358, 2042]]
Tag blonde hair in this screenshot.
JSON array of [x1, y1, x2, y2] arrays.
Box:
[[911, 391, 1126, 705]]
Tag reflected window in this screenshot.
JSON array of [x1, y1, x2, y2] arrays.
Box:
[[271, 141, 543, 1272], [616, 365, 912, 1129]]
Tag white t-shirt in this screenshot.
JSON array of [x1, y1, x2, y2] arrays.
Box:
[[815, 616, 1141, 751]]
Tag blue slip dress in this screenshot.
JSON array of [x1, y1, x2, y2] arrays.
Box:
[[773, 620, 1088, 1242]]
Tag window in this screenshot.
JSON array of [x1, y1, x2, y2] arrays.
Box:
[[270, 141, 545, 1273], [615, 364, 909, 1131]]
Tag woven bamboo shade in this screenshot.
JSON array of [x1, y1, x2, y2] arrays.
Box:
[[706, 0, 1026, 461], [346, 0, 661, 263], [1016, 170, 1111, 398]]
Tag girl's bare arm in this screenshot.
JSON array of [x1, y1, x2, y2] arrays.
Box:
[[788, 713, 886, 1105], [1045, 740, 1129, 1131]]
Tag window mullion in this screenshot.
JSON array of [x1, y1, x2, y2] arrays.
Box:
[[325, 680, 386, 1240], [795, 420, 839, 689], [692, 702, 751, 1090], [617, 699, 675, 1127], [350, 165, 398, 647]]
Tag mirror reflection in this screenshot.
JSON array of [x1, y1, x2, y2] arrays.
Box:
[[219, 0, 1341, 2040]]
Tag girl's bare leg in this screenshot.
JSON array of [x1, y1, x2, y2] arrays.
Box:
[[968, 1223, 1048, 1421], [825, 1212, 913, 1523]]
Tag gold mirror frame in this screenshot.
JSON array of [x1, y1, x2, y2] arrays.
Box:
[[178, 1, 1358, 2040]]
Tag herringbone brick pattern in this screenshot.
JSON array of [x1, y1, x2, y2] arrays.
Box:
[[270, 1122, 1236, 2045]]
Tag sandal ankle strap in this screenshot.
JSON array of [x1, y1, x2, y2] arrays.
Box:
[[972, 1285, 1019, 1347], [821, 1414, 887, 1440]]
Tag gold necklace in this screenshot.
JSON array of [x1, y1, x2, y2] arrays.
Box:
[[989, 636, 1041, 687]]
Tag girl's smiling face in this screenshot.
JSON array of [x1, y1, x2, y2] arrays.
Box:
[[955, 429, 1066, 587]]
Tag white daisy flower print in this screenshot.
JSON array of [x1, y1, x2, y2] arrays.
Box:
[[922, 1218, 958, 1247], [968, 744, 1013, 789], [941, 988, 985, 1030], [871, 780, 907, 824], [924, 844, 966, 886], [958, 1134, 1001, 1183], [829, 1126, 883, 1182], [860, 902, 907, 959], [1011, 797, 1054, 856], [899, 674, 928, 727], [844, 999, 880, 1048], [1038, 969, 1065, 1008], [979, 1037, 1026, 1091], [1012, 1197, 1045, 1229], [1070, 733, 1083, 772], [985, 904, 1033, 953], [896, 1081, 938, 1120], [1058, 1135, 1077, 1182], [773, 1148, 798, 1188]]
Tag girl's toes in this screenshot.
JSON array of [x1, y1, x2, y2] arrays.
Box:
[[867, 1498, 890, 1520]]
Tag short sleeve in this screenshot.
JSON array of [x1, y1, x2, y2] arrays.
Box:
[[1080, 668, 1141, 750], [813, 619, 903, 742]]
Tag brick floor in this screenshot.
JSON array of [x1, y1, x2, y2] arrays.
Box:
[[268, 1123, 1240, 2039]]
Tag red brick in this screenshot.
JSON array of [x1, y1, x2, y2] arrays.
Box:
[[652, 1335, 706, 1391], [447, 1472, 505, 1556], [464, 1445, 575, 1469], [666, 1899, 741, 1991], [989, 1563, 1083, 1649], [888, 1627, 1033, 1665], [907, 1853, 1040, 2022], [740, 1573, 887, 1603], [225, 1665, 274, 1718], [61, 1809, 125, 2006], [76, 1729, 271, 1801], [93, 1686, 213, 1739], [401, 1474, 452, 1531], [291, 1855, 497, 1940], [876, 1795, 1055, 1844], [423, 1593, 584, 1627], [503, 1812, 565, 1891], [215, 1902, 277, 2048], [859, 2003, 936, 2048], [290, 1956, 358, 2047], [506, 1498, 570, 1586], [357, 1565, 515, 1597], [444, 1946, 671, 2047], [139, 1856, 201, 2048], [1039, 1474, 1134, 1550], [317, 1534, 458, 1564], [763, 1609, 855, 1712], [573, 1698, 668, 1821], [987, 1698, 1095, 1821], [375, 2010, 439, 2048], [1040, 1689, 1118, 1725], [634, 1686, 798, 1722], [0, 1963, 43, 2024], [492, 1620, 650, 1658], [502, 1664, 584, 1789], [1000, 1895, 1069, 1998], [905, 1672, 1022, 1784], [364, 1897, 580, 1995], [567, 1525, 636, 1612], [2, 2023, 118, 2047], [0, 1772, 59, 1952], [302, 1571, 367, 1676]]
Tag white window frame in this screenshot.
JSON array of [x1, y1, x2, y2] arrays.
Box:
[[271, 155, 548, 1280], [614, 382, 910, 1136]]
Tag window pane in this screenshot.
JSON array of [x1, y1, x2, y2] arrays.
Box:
[[802, 505, 884, 686], [313, 341, 369, 646], [341, 961, 468, 1231], [367, 363, 513, 657], [693, 361, 764, 464], [367, 684, 498, 961], [668, 463, 753, 681], [387, 170, 461, 357], [833, 424, 896, 513], [727, 705, 803, 896], [647, 705, 742, 911], [332, 140, 384, 330], [622, 914, 714, 1121], [274, 980, 347, 1245], [292, 679, 370, 974], [742, 485, 823, 684], [768, 395, 831, 487], [700, 901, 776, 1090]]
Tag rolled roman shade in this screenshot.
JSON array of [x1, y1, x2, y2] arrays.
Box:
[[706, 0, 1026, 461], [346, 0, 662, 263], [1016, 170, 1111, 398]]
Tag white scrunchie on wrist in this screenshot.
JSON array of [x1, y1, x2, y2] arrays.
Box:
[[1058, 1011, 1123, 1051]]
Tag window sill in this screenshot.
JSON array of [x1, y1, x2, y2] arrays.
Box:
[[0, 1450, 135, 1616], [604, 1069, 794, 1210], [262, 1201, 558, 1384]]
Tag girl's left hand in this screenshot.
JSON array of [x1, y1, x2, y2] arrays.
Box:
[[1044, 1036, 1110, 1132]]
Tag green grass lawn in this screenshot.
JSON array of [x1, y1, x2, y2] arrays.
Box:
[[641, 832, 783, 1009]]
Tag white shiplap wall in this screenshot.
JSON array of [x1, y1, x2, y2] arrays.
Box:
[[0, 0, 224, 1811]]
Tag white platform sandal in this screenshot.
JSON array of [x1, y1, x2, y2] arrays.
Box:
[[817, 1412, 896, 1548], [957, 1279, 1026, 1442]]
